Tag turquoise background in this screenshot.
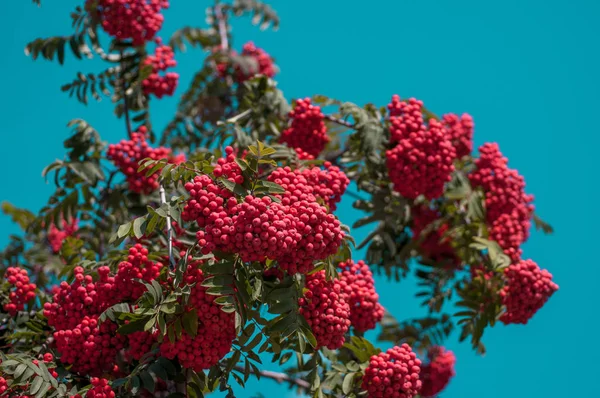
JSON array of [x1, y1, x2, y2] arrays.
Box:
[[1, 1, 598, 397]]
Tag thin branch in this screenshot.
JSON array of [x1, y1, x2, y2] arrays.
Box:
[[120, 51, 133, 139], [234, 365, 311, 390], [324, 114, 355, 129], [215, 4, 229, 51], [159, 185, 175, 270]]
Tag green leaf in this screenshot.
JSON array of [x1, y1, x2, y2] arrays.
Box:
[[219, 178, 248, 196], [117, 222, 132, 238], [182, 310, 199, 337], [133, 217, 147, 239], [342, 372, 355, 394]]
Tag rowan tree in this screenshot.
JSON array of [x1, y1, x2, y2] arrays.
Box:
[[0, 1, 558, 397]]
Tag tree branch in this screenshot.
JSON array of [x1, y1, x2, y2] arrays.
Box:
[[120, 51, 133, 139], [215, 4, 229, 51], [324, 114, 355, 129], [234, 365, 311, 390], [159, 185, 175, 270]]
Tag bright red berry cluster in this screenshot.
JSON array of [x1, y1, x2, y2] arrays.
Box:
[[48, 218, 79, 253], [275, 200, 344, 274], [159, 264, 235, 371], [411, 206, 459, 267], [44, 266, 115, 330], [499, 259, 558, 324], [114, 244, 165, 301], [294, 147, 315, 160], [386, 95, 457, 200], [361, 344, 422, 398], [338, 260, 384, 332], [280, 98, 330, 158], [419, 346, 456, 397], [85, 377, 115, 398], [268, 162, 349, 211], [237, 41, 276, 81], [442, 113, 474, 158], [183, 149, 344, 274], [0, 377, 6, 395], [126, 330, 157, 361], [91, 0, 169, 46], [3, 267, 36, 316], [54, 315, 126, 376], [44, 265, 123, 375], [107, 126, 185, 194], [142, 40, 179, 98], [469, 143, 534, 262], [298, 270, 351, 349]]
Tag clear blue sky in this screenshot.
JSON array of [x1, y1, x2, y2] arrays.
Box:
[[1, 1, 598, 397]]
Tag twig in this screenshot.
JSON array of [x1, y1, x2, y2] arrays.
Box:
[[324, 114, 355, 129], [215, 4, 229, 51], [120, 50, 133, 139], [234, 365, 311, 390], [159, 185, 175, 270]]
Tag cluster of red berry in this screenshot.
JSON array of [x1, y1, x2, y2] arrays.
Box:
[[294, 147, 315, 160], [2, 267, 36, 316], [107, 126, 185, 194], [268, 162, 350, 211], [237, 41, 276, 81], [499, 259, 559, 324], [338, 259, 385, 332], [79, 378, 115, 398], [469, 142, 534, 263], [280, 98, 330, 158], [114, 244, 165, 301], [419, 346, 456, 397], [159, 263, 235, 371], [42, 259, 133, 374], [386, 95, 457, 200], [442, 113, 474, 158], [183, 148, 344, 274], [142, 39, 179, 98], [298, 270, 351, 349], [216, 41, 276, 82], [90, 0, 169, 46], [48, 218, 79, 253], [361, 344, 422, 398], [298, 260, 385, 348], [53, 315, 126, 376]]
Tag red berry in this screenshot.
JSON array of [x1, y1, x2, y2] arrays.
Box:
[[3, 267, 36, 316], [107, 127, 185, 194], [142, 39, 179, 98], [420, 346, 456, 397], [90, 0, 169, 46], [48, 218, 79, 253], [298, 271, 351, 349], [280, 98, 330, 158], [500, 259, 558, 324], [338, 260, 384, 332], [386, 95, 457, 200], [361, 344, 422, 398]]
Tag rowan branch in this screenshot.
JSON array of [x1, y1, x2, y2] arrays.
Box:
[[324, 114, 355, 129], [120, 51, 133, 139], [234, 365, 311, 390], [215, 4, 229, 51]]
